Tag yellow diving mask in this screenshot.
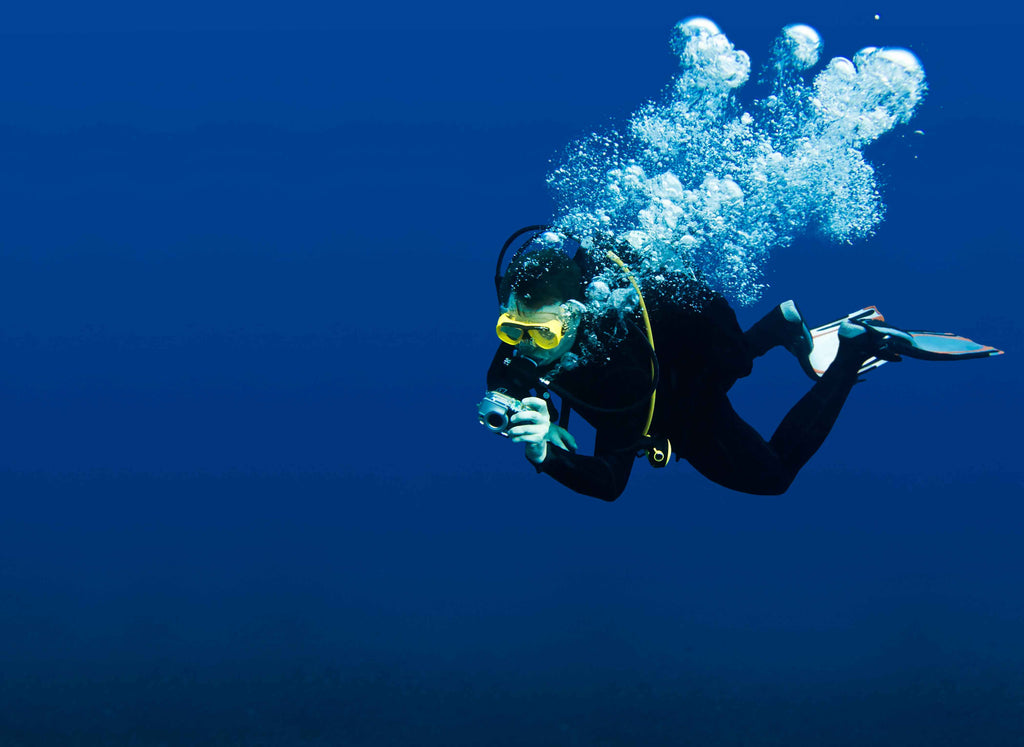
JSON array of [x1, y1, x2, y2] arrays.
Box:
[[495, 313, 565, 350]]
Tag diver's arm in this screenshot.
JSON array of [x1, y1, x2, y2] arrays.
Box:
[[509, 398, 635, 500], [507, 399, 634, 498], [534, 432, 637, 502], [486, 342, 640, 500]]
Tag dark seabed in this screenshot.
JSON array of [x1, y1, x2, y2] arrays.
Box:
[[0, 1, 1022, 744]]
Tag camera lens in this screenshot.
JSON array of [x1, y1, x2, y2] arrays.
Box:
[[485, 411, 508, 431]]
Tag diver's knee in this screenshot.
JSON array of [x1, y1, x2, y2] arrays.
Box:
[[739, 470, 794, 496]]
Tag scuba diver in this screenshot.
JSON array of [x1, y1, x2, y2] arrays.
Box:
[[478, 227, 1002, 501]]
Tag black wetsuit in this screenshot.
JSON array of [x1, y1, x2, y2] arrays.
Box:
[[486, 291, 861, 500]]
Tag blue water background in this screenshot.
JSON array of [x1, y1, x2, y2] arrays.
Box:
[[0, 1, 1022, 744]]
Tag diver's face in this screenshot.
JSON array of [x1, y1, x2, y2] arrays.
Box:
[[505, 295, 579, 365]]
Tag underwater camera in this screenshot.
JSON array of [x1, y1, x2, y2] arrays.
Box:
[[477, 391, 524, 436]]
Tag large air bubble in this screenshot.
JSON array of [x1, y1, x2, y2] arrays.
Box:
[[774, 24, 822, 72], [670, 16, 751, 92]]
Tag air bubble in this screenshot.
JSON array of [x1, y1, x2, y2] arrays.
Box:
[[775, 24, 822, 71], [546, 18, 925, 321]]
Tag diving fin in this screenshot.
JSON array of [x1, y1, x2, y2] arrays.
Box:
[[800, 307, 1003, 381]]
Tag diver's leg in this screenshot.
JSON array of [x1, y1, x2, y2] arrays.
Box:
[[684, 329, 872, 495], [766, 322, 891, 479], [682, 388, 794, 495], [667, 295, 754, 386], [765, 363, 858, 478], [745, 300, 813, 359]]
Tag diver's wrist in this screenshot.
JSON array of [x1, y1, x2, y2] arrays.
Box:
[[525, 442, 547, 465]]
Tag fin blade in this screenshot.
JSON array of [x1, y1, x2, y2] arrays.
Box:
[[887, 330, 1004, 361]]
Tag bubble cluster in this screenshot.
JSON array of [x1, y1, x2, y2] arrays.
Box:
[[547, 17, 926, 307]]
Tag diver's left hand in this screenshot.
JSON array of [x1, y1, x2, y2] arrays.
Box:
[[508, 397, 551, 465], [546, 425, 577, 453]]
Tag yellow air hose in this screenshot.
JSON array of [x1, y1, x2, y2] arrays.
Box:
[[605, 250, 671, 467]]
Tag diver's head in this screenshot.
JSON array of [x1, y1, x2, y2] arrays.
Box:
[[497, 296, 583, 365], [498, 244, 585, 309], [496, 245, 585, 365]]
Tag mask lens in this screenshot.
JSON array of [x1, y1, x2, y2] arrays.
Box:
[[527, 327, 559, 348], [498, 323, 524, 343]]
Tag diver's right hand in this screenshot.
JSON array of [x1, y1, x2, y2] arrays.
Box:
[[508, 397, 551, 465]]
